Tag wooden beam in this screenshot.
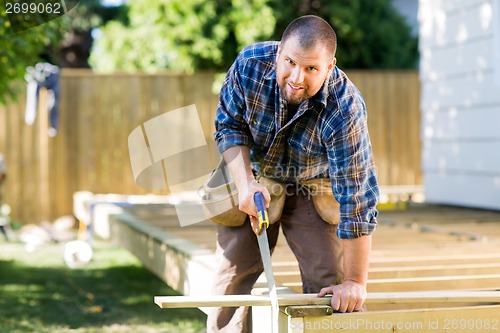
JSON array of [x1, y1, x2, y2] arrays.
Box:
[[275, 262, 500, 282], [366, 274, 500, 292], [369, 252, 500, 265], [154, 291, 500, 309], [368, 262, 500, 279], [38, 88, 50, 222]]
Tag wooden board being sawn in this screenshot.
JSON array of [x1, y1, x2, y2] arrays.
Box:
[[155, 291, 500, 309]]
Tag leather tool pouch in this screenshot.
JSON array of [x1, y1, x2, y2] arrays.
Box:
[[299, 178, 340, 225], [200, 159, 246, 226], [200, 159, 286, 227], [255, 174, 286, 224]]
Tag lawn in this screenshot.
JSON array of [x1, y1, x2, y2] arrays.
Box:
[[0, 236, 207, 333]]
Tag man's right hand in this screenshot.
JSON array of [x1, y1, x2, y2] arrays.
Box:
[[236, 179, 270, 218]]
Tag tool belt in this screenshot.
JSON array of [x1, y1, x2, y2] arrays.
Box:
[[200, 159, 286, 227], [200, 159, 339, 226], [298, 178, 340, 225]]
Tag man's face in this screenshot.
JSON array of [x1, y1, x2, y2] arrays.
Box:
[[276, 36, 336, 105]]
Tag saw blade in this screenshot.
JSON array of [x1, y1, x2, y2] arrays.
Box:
[[257, 229, 279, 332]]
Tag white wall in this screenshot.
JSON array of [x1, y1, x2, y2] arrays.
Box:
[[419, 0, 500, 210]]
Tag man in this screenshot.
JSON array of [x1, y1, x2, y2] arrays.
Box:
[[208, 15, 379, 332]]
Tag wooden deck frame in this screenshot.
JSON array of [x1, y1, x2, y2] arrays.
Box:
[[78, 195, 500, 332], [154, 293, 500, 333], [154, 291, 500, 308]]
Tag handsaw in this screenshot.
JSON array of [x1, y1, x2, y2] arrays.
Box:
[[253, 192, 279, 333]]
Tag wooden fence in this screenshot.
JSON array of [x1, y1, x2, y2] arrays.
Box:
[[0, 70, 421, 223]]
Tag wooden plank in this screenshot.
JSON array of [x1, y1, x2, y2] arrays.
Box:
[[369, 255, 500, 269], [276, 262, 500, 282], [372, 237, 498, 248], [38, 88, 50, 222], [370, 242, 500, 255], [154, 291, 500, 309], [368, 262, 500, 279], [366, 274, 500, 292], [370, 251, 500, 263], [301, 304, 500, 333]]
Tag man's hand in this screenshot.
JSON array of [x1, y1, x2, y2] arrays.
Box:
[[317, 280, 367, 313], [236, 179, 270, 217], [318, 236, 372, 312]]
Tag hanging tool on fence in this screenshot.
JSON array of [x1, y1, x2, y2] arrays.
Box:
[[253, 192, 279, 333]]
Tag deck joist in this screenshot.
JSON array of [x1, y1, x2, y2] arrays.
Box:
[[76, 192, 500, 332]]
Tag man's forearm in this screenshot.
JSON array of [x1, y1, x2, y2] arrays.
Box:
[[222, 145, 254, 189], [342, 235, 372, 285], [222, 145, 271, 217]]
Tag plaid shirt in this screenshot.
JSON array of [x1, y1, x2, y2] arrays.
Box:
[[214, 42, 379, 239]]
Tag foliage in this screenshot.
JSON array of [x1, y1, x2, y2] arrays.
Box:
[[0, 1, 127, 104], [90, 0, 276, 73], [91, 0, 417, 72], [269, 0, 418, 69], [0, 8, 60, 104]]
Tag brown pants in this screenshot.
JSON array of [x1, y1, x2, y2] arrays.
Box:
[[207, 188, 344, 333]]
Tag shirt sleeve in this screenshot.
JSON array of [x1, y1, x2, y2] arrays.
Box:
[[325, 98, 379, 239], [214, 59, 252, 153]]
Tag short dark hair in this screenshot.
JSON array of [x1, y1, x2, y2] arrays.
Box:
[[281, 15, 337, 59]]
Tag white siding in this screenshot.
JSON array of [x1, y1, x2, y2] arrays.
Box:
[[419, 0, 500, 210], [424, 173, 500, 210]]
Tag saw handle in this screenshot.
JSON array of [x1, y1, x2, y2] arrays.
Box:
[[254, 191, 269, 230]]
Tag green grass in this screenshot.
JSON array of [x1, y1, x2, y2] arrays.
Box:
[[0, 237, 207, 333]]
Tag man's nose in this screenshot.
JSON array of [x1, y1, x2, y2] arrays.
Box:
[[290, 67, 304, 83]]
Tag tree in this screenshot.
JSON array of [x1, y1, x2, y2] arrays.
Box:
[[0, 0, 127, 104], [269, 0, 418, 69], [91, 0, 417, 72], [89, 0, 276, 73], [43, 0, 128, 68], [0, 8, 60, 104]]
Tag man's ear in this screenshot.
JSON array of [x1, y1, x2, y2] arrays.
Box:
[[328, 57, 337, 71]]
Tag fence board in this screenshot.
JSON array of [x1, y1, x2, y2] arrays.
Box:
[[0, 70, 421, 223]]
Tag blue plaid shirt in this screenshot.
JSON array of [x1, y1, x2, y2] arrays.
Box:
[[214, 41, 379, 239]]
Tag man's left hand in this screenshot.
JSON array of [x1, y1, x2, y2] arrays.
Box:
[[317, 280, 367, 313]]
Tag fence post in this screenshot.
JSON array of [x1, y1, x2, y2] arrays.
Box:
[[38, 87, 50, 222]]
